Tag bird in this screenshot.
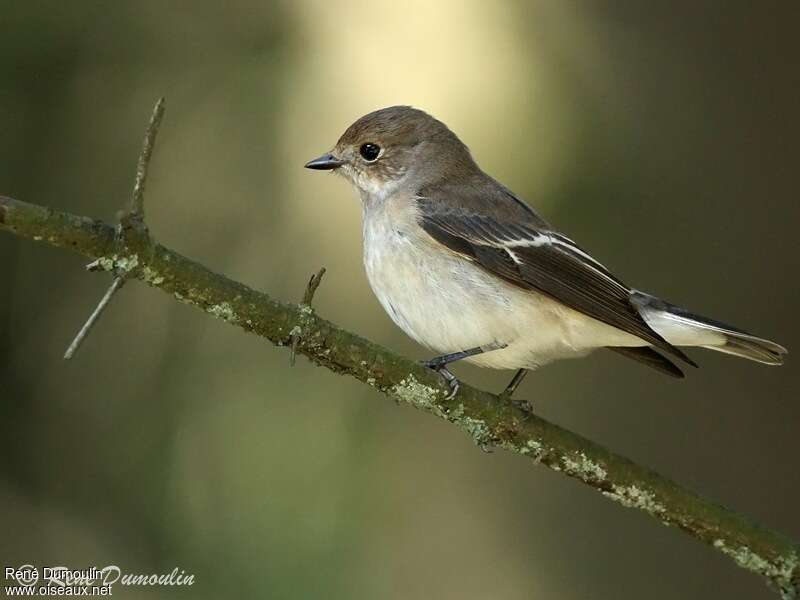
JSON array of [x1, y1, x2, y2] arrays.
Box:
[[304, 106, 787, 399]]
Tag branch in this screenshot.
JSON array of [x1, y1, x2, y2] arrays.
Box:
[[1, 202, 797, 594]]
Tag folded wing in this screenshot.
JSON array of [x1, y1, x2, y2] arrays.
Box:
[[416, 197, 696, 368]]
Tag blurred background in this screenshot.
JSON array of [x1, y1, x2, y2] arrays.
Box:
[[1, 1, 798, 598]]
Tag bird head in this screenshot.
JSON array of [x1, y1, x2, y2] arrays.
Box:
[[305, 105, 476, 200]]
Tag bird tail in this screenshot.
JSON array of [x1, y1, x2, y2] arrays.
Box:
[[630, 291, 787, 366]]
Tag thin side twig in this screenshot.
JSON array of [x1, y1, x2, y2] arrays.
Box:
[[302, 267, 326, 305], [290, 267, 326, 366], [63, 277, 125, 359], [127, 96, 166, 222]]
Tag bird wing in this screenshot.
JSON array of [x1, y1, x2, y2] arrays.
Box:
[[416, 196, 696, 367]]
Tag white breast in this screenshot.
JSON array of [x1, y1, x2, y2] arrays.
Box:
[[360, 198, 634, 370]]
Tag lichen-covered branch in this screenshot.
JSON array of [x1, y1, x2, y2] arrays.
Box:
[[1, 193, 798, 598]]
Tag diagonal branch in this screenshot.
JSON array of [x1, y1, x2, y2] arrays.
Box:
[[0, 198, 797, 597]]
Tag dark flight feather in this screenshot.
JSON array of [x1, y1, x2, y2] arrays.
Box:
[[607, 346, 685, 378]]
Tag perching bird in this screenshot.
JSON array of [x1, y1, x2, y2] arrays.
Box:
[[305, 106, 786, 398]]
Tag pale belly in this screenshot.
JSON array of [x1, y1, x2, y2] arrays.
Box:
[[362, 220, 640, 370]]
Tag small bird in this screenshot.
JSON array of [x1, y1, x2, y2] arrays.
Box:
[[305, 106, 787, 398]]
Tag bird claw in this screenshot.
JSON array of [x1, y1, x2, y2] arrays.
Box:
[[443, 376, 459, 400], [420, 361, 460, 399], [510, 397, 535, 415]]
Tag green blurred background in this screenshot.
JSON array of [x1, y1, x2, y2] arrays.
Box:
[[1, 1, 798, 598]]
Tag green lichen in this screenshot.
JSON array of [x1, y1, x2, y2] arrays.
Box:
[[713, 540, 798, 596], [207, 301, 237, 323], [561, 451, 607, 482], [448, 403, 466, 419], [94, 256, 116, 271], [94, 254, 140, 274], [142, 265, 165, 285], [289, 305, 319, 348], [602, 484, 666, 516], [503, 437, 547, 462], [115, 254, 139, 272], [296, 305, 316, 331], [461, 416, 492, 447], [389, 374, 446, 417], [515, 438, 544, 459], [526, 439, 544, 456], [388, 376, 492, 446]]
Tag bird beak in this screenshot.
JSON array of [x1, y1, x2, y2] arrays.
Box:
[[304, 153, 344, 170]]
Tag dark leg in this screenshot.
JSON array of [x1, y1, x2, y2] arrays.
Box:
[[422, 342, 507, 399], [501, 368, 528, 398], [432, 365, 459, 397], [423, 345, 490, 369]]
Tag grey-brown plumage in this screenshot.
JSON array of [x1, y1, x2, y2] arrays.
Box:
[[305, 106, 786, 393]]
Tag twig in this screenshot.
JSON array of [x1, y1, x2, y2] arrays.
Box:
[[62, 98, 165, 359], [302, 267, 326, 305], [125, 97, 166, 223], [290, 267, 326, 366], [63, 277, 125, 359]]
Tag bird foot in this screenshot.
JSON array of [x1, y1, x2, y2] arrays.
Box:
[[498, 379, 535, 414], [509, 397, 535, 415], [421, 361, 460, 400]]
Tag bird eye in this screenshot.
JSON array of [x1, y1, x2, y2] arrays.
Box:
[[359, 143, 381, 161]]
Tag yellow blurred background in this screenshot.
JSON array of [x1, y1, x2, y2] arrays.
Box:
[[1, 1, 798, 598]]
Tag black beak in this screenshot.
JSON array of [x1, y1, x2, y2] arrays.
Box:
[[304, 153, 344, 170]]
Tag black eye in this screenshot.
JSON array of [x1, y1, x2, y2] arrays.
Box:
[[359, 143, 381, 161]]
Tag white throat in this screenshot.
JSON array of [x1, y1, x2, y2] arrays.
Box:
[[339, 164, 411, 209]]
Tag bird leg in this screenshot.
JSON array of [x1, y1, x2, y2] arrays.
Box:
[[500, 368, 529, 399], [430, 365, 460, 399], [499, 368, 535, 413], [422, 342, 507, 399]]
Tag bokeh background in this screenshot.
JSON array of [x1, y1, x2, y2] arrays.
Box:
[[1, 1, 798, 598]]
